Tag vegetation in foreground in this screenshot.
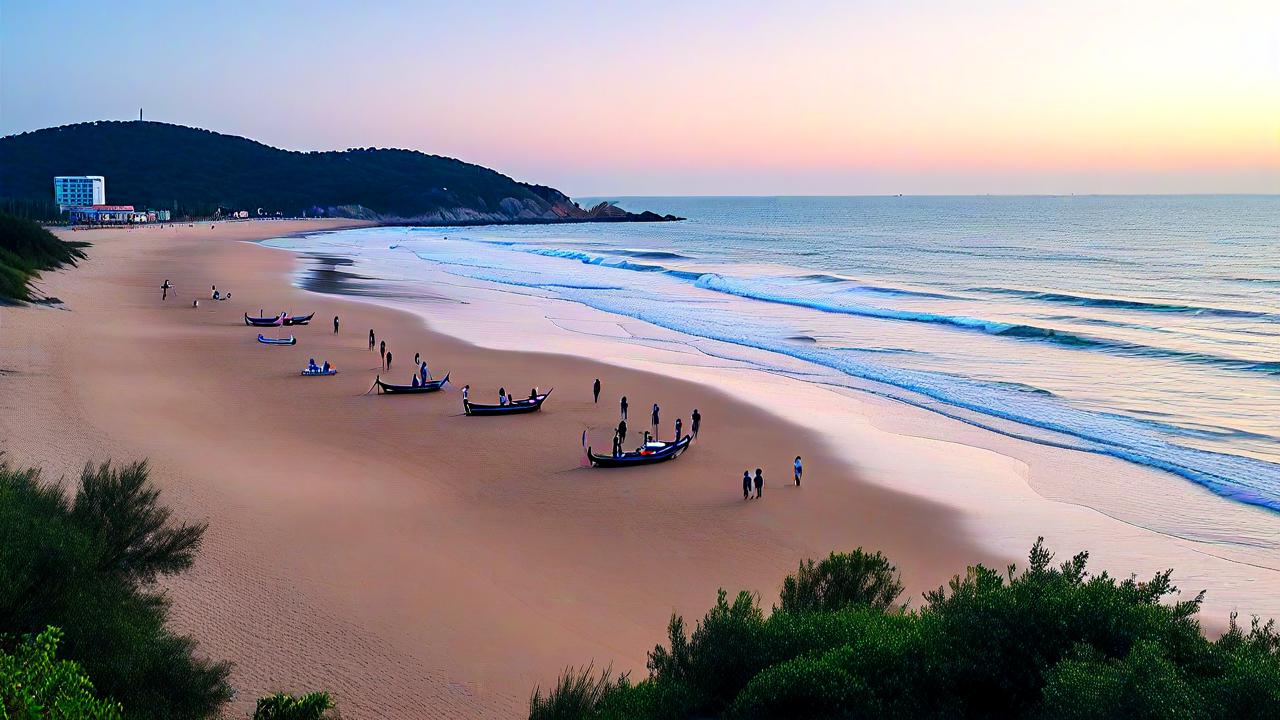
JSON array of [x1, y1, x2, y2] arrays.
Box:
[[530, 546, 1280, 719], [0, 211, 88, 302], [0, 458, 340, 718]]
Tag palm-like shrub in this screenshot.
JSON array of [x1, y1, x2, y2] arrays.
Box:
[[253, 691, 337, 720]]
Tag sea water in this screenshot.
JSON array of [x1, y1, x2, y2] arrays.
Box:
[[269, 195, 1280, 513]]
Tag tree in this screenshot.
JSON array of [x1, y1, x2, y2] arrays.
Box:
[[777, 548, 904, 614]]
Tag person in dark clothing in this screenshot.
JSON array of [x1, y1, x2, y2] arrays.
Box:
[[612, 432, 622, 457], [385, 351, 392, 371], [414, 352, 420, 367], [593, 378, 601, 403], [161, 279, 171, 300], [675, 418, 683, 441], [743, 471, 752, 500], [617, 419, 627, 446], [691, 408, 701, 439], [379, 340, 386, 365], [651, 403, 660, 428], [369, 329, 375, 351], [620, 396, 628, 419], [794, 456, 803, 487], [333, 315, 340, 334], [754, 468, 765, 498]]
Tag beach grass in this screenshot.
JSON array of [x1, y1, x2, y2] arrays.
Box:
[[0, 211, 89, 303]]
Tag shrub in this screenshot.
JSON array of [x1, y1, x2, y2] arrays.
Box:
[[0, 212, 88, 302], [529, 664, 626, 720], [778, 549, 904, 614], [253, 691, 337, 720], [0, 625, 123, 719]]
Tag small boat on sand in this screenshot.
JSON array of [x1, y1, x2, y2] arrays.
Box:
[[375, 373, 450, 394], [301, 367, 337, 376], [283, 312, 314, 326], [245, 312, 285, 327], [257, 334, 297, 346], [587, 436, 692, 468], [464, 389, 552, 416]]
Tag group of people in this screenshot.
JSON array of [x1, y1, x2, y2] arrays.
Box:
[[598, 378, 702, 457], [210, 285, 231, 301], [742, 456, 803, 500], [305, 358, 333, 374]]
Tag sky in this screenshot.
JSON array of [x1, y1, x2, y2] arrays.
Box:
[[2, 1, 1277, 196]]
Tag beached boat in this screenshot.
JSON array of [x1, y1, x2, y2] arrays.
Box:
[[301, 367, 337, 376], [257, 334, 297, 346], [283, 312, 314, 326], [464, 389, 552, 416], [245, 312, 285, 327], [587, 436, 692, 468], [375, 372, 450, 394]]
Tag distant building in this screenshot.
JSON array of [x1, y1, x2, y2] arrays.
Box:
[[69, 205, 135, 224], [54, 176, 106, 210]]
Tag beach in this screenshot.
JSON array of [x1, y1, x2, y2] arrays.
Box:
[[3, 219, 1278, 718]]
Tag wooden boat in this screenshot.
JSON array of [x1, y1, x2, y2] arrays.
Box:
[[283, 312, 314, 326], [587, 436, 692, 468], [257, 334, 297, 346], [464, 389, 552, 416], [375, 372, 450, 394], [301, 367, 337, 376], [245, 312, 285, 327]]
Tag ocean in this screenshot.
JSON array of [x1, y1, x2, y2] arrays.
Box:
[[271, 195, 1280, 513]]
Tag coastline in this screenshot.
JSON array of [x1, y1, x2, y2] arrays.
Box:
[[2, 220, 1276, 717]]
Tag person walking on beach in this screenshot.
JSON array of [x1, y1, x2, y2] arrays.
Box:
[[754, 468, 765, 499], [414, 352, 420, 367], [379, 340, 386, 365], [593, 378, 601, 403], [794, 456, 804, 487], [333, 315, 339, 334], [462, 384, 470, 405], [617, 419, 627, 446], [385, 351, 392, 371], [691, 408, 701, 440], [161, 279, 171, 300], [620, 396, 628, 419], [369, 329, 375, 350], [651, 403, 660, 429], [743, 470, 752, 500], [675, 417, 683, 441]]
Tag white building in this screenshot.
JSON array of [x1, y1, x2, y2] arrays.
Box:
[[54, 176, 106, 210]]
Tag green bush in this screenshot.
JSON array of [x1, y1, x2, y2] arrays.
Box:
[[0, 460, 231, 717], [253, 691, 337, 720], [0, 212, 88, 303], [778, 549, 904, 615], [0, 625, 123, 719]]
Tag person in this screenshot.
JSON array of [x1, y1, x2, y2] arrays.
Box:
[[385, 351, 392, 371], [308, 358, 319, 373], [620, 396, 628, 419], [675, 418, 683, 441], [499, 387, 508, 406], [529, 388, 537, 400], [333, 315, 340, 334], [617, 419, 627, 446], [412, 375, 421, 388], [322, 360, 331, 373], [612, 432, 622, 457], [369, 329, 375, 351], [691, 408, 702, 439], [224, 291, 231, 301], [420, 362, 429, 382], [743, 470, 752, 500], [380, 340, 386, 365], [414, 352, 420, 367], [161, 279, 171, 300], [462, 385, 470, 403], [794, 456, 803, 486], [754, 468, 765, 499], [593, 378, 601, 403], [192, 299, 199, 308], [651, 403, 660, 429], [212, 289, 221, 301], [211, 285, 217, 299]]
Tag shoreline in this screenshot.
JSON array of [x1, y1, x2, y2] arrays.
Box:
[[2, 219, 1277, 717]]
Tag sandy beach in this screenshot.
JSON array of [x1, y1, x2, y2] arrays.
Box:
[[3, 220, 1277, 718]]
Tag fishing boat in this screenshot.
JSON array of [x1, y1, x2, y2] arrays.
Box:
[[283, 312, 314, 326], [586, 435, 692, 468], [257, 334, 297, 346], [245, 312, 285, 327], [464, 389, 552, 416], [375, 373, 450, 394], [301, 366, 337, 376]]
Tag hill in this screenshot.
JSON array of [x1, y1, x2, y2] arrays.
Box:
[[0, 121, 680, 224]]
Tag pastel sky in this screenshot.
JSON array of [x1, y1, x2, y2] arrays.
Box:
[[3, 1, 1277, 195]]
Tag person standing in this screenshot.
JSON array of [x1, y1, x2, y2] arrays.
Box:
[[161, 279, 171, 300], [754, 468, 764, 498], [742, 471, 752, 500], [651, 403, 660, 429], [385, 351, 392, 371], [612, 432, 622, 457], [617, 419, 627, 446], [462, 384, 470, 404], [379, 339, 386, 365], [674, 418, 683, 441], [369, 329, 375, 351], [333, 315, 340, 334], [414, 352, 420, 367], [794, 456, 803, 486], [420, 362, 429, 382], [691, 408, 702, 439], [593, 378, 601, 403], [620, 396, 629, 419]]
